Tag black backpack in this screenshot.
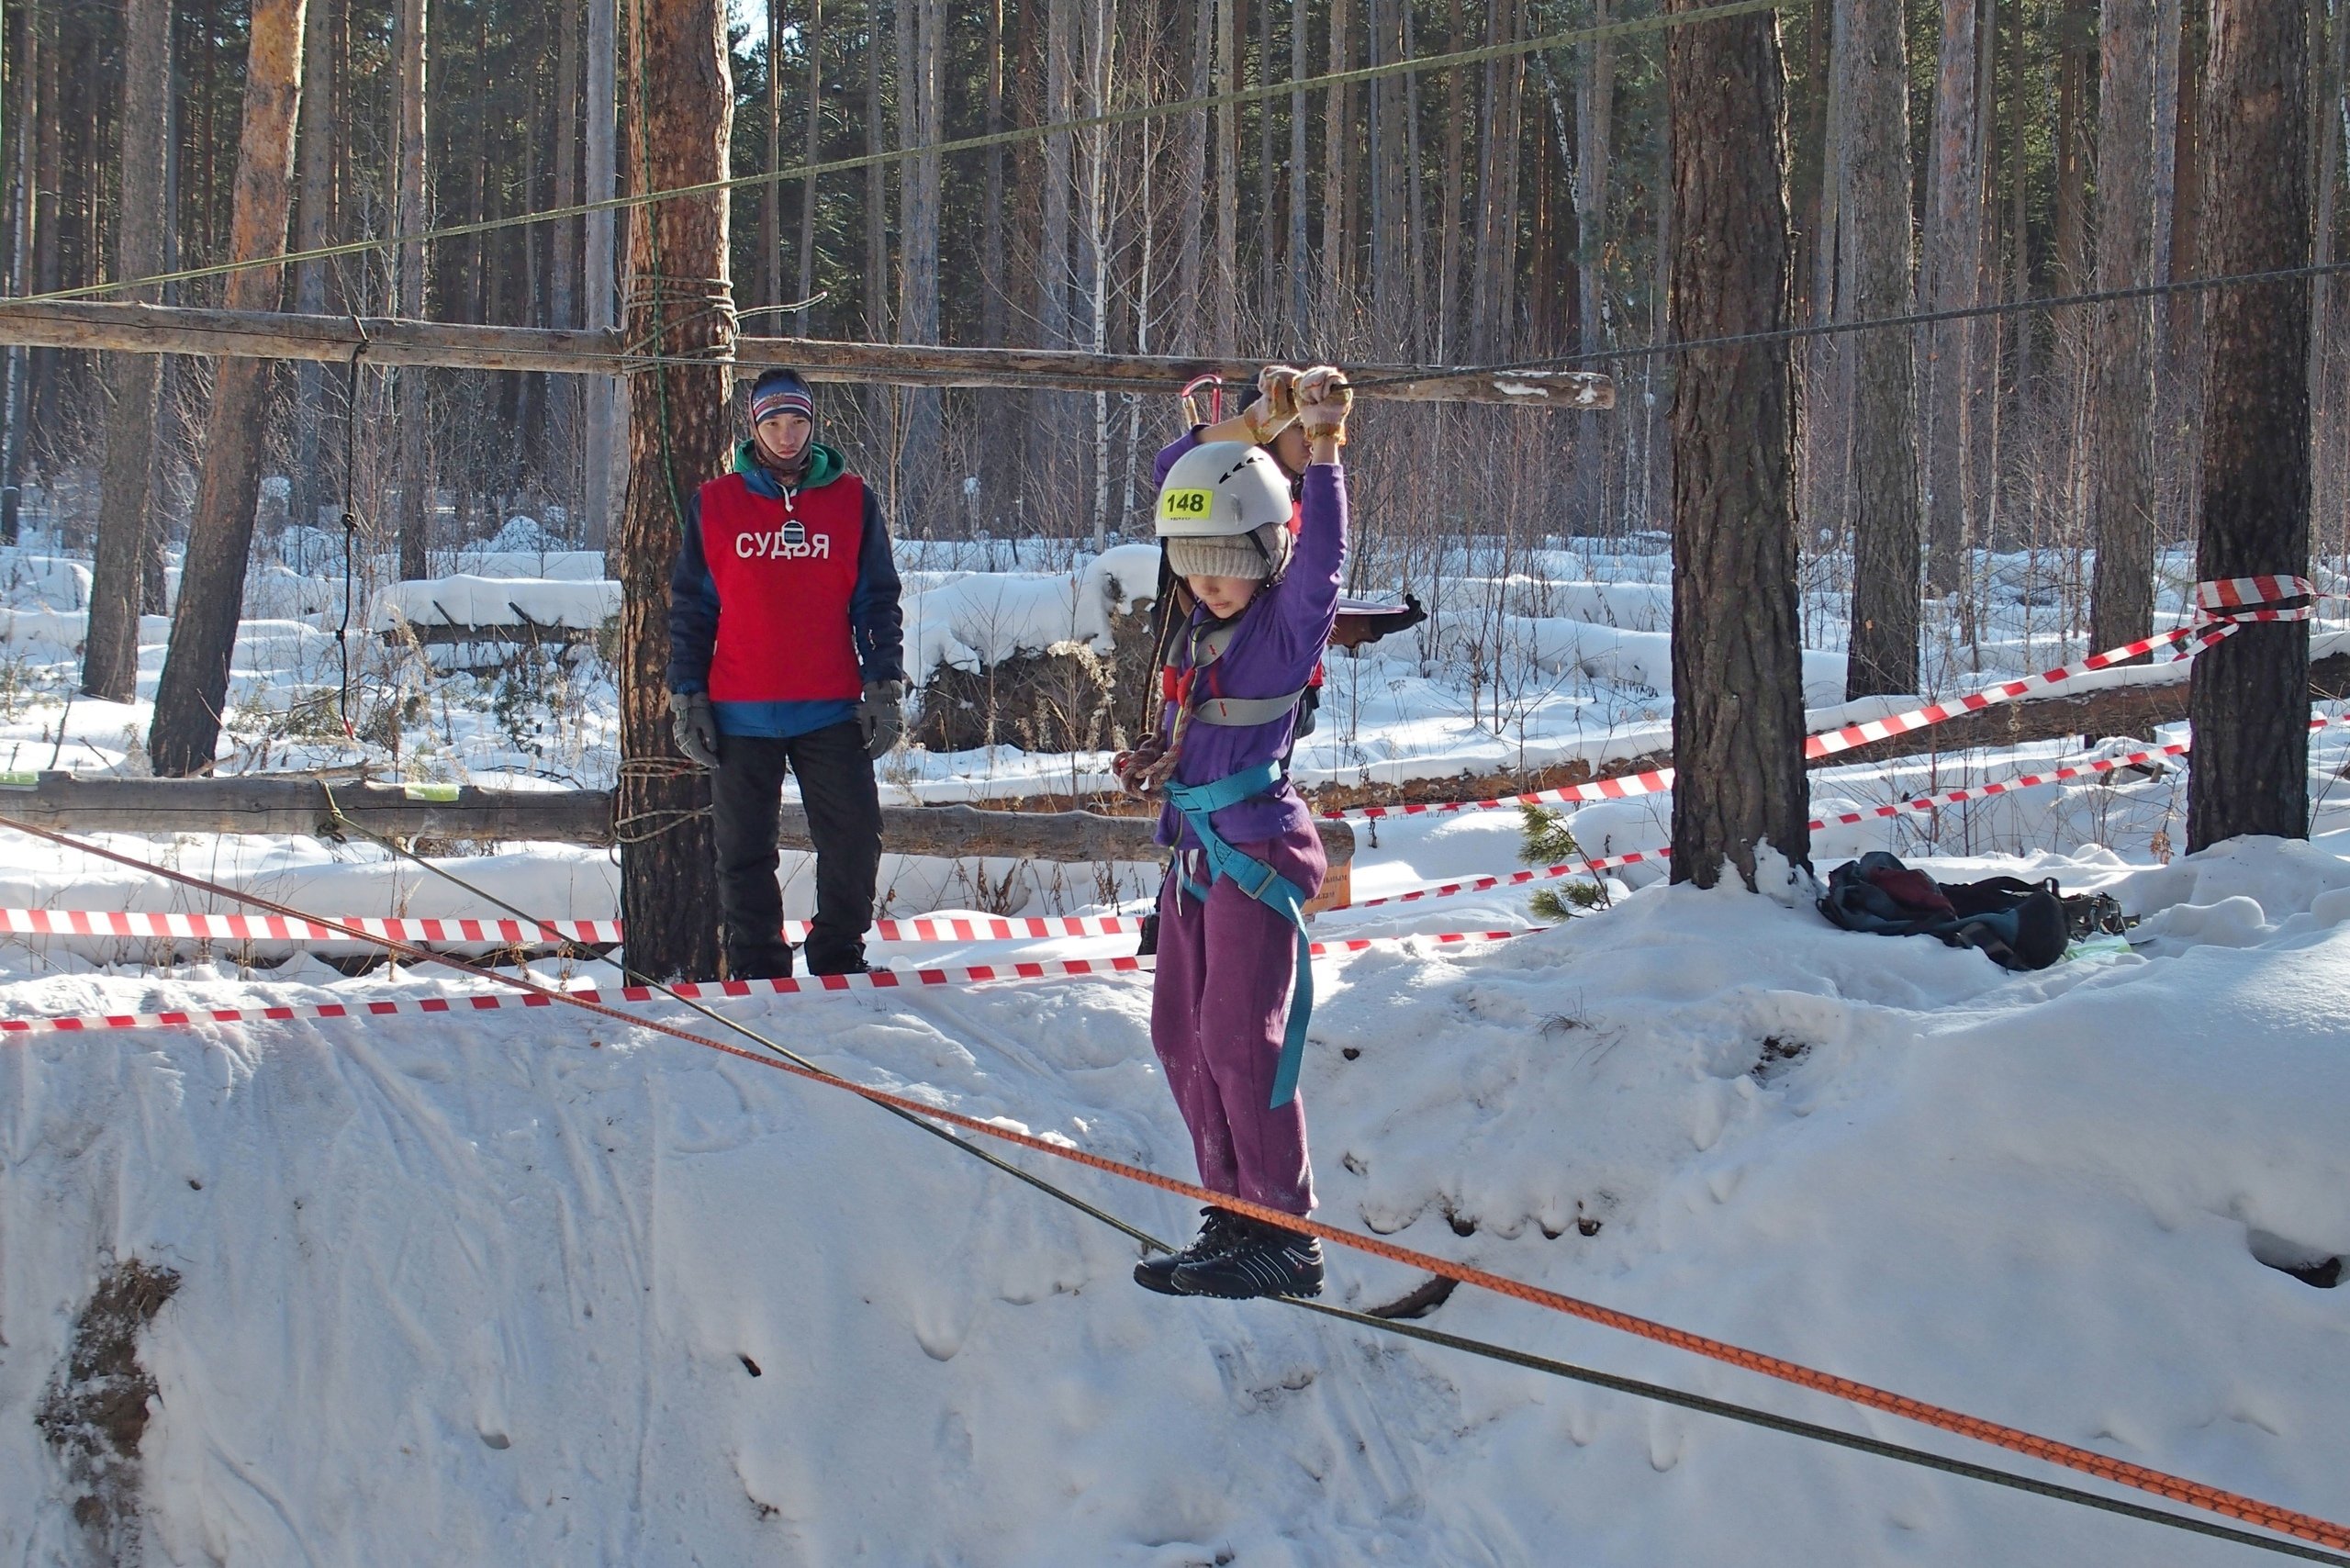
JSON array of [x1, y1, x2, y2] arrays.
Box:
[[1818, 851, 2074, 971]]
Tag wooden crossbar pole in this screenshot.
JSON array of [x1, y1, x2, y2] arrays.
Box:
[[0, 774, 1357, 871], [0, 300, 1614, 408]]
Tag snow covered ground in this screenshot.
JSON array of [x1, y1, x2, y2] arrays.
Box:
[[5, 833, 2349, 1563], [2, 525, 2348, 1562]]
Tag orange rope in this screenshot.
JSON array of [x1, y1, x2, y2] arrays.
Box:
[[3, 809, 2343, 1553]]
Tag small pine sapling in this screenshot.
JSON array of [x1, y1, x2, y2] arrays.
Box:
[[1519, 802, 1610, 922]]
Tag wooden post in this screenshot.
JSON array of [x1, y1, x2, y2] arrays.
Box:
[[1664, 0, 1807, 890], [147, 0, 309, 777], [615, 0, 731, 980]]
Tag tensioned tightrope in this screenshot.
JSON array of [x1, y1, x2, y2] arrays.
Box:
[[3, 809, 2346, 1562], [1351, 256, 2350, 392], [17, 0, 1803, 307]]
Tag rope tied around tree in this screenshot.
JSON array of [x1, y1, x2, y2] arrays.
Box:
[[618, 274, 739, 371], [610, 754, 711, 844]]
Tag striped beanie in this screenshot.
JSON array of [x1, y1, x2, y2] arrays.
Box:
[[749, 367, 815, 427]]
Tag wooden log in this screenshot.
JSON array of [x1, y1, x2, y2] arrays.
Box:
[[0, 774, 1355, 873], [0, 775, 619, 842], [0, 301, 1614, 409]]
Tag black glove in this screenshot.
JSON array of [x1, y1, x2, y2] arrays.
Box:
[[668, 691, 720, 768], [857, 679, 905, 760]]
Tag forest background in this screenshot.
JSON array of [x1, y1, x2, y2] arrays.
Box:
[[2, 0, 2346, 682]]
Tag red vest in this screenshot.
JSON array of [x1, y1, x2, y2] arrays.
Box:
[[697, 471, 867, 702]]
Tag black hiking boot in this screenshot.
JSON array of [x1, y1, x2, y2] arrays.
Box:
[[727, 944, 794, 981], [804, 942, 869, 977], [1134, 1207, 1248, 1295], [1172, 1215, 1325, 1300]]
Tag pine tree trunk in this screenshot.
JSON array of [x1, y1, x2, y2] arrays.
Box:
[[1288, 0, 1309, 332], [1574, 0, 1614, 526], [149, 0, 308, 777], [799, 0, 823, 330], [393, 0, 430, 579], [1038, 0, 1073, 351], [1256, 0, 1275, 314], [1438, 0, 1464, 359], [1173, 0, 1210, 352], [1470, 0, 1517, 361], [756, 0, 779, 310], [1920, 0, 1983, 596], [2188, 0, 2312, 851], [1665, 0, 1806, 890], [582, 0, 619, 550], [2310, 0, 2347, 554], [1841, 0, 1920, 699], [982, 0, 1005, 345], [616, 0, 730, 980], [896, 0, 942, 525], [1400, 0, 1427, 358], [864, 0, 888, 341], [0, 0, 37, 545], [554, 0, 580, 330], [1213, 0, 1238, 348], [287, 0, 339, 537], [2087, 0, 2159, 655], [84, 0, 172, 704], [1323, 0, 1349, 319]]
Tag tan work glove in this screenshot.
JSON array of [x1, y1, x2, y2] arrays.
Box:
[[1238, 364, 1303, 444], [1294, 365, 1353, 446]]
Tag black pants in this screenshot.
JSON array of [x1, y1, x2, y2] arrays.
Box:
[[711, 721, 882, 976]]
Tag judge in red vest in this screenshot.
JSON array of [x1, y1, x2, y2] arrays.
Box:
[[667, 368, 906, 979]]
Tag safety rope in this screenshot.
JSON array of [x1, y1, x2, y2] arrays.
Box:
[[313, 781, 1167, 1249], [1351, 254, 2350, 391], [610, 756, 711, 844], [3, 806, 2344, 1560], [17, 0, 1801, 308]]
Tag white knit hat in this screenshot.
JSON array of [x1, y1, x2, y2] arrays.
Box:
[[1167, 520, 1292, 582]]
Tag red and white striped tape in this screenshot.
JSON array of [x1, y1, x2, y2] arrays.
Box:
[[0, 908, 1147, 950], [0, 909, 623, 946], [1339, 710, 2350, 910], [1325, 577, 2323, 823], [0, 928, 1528, 1037]]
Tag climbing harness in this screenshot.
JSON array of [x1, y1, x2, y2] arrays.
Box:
[[1161, 756, 1315, 1109]]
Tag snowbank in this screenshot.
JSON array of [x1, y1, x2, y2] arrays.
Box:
[[901, 545, 1156, 684], [369, 576, 621, 633], [4, 841, 2346, 1562]]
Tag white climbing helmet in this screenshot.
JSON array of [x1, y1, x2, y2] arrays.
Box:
[[1154, 442, 1293, 539]]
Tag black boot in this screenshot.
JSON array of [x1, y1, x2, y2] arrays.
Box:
[[1134, 1207, 1248, 1295], [727, 943, 794, 981], [1171, 1215, 1325, 1300]]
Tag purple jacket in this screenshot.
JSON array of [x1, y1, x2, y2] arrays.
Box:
[[1151, 431, 1347, 850]]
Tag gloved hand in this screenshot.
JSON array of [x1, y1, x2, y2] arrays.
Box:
[[858, 679, 905, 760], [1113, 735, 1170, 797], [669, 691, 721, 768], [1239, 364, 1302, 443], [1295, 365, 1353, 445]]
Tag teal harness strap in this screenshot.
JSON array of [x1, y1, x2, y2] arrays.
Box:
[[1162, 760, 1315, 1109]]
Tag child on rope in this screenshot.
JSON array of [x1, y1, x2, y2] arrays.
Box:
[[1114, 364, 1352, 1301]]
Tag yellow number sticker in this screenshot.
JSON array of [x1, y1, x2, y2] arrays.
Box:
[[1159, 487, 1213, 521]]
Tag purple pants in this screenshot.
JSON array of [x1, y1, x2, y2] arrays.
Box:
[[1149, 829, 1327, 1216]]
